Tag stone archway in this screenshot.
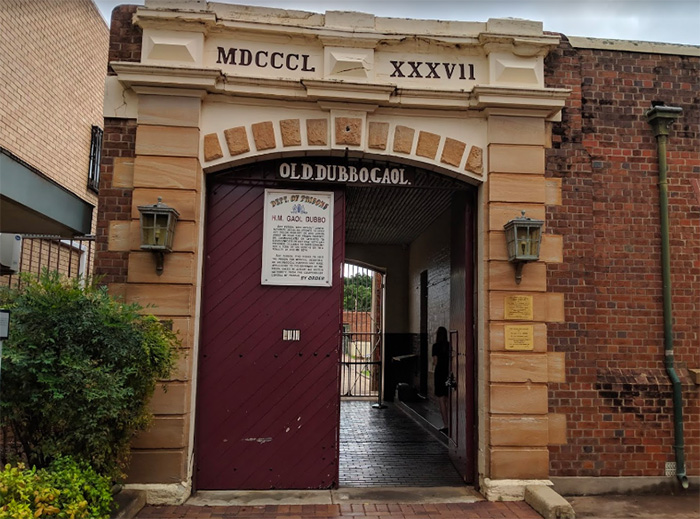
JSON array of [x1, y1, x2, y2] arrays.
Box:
[[100, 2, 570, 503], [202, 115, 484, 181]]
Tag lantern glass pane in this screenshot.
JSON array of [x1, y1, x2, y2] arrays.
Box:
[[166, 216, 177, 249], [154, 214, 169, 246], [505, 227, 516, 260], [529, 226, 541, 256], [518, 237, 530, 257], [141, 213, 155, 246]]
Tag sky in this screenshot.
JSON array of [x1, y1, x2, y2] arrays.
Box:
[[95, 0, 700, 46]]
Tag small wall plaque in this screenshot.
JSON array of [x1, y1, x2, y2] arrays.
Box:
[[283, 329, 300, 341], [504, 325, 534, 351], [504, 295, 534, 321]]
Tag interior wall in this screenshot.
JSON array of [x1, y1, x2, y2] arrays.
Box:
[[407, 207, 452, 401], [345, 243, 409, 333], [408, 208, 452, 335]]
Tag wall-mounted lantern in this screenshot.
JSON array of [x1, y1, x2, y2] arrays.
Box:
[[503, 211, 544, 285], [137, 197, 179, 275]]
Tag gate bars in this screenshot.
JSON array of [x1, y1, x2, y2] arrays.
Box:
[[340, 263, 384, 406]]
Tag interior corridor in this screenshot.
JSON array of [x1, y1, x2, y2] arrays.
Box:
[[339, 400, 464, 487]]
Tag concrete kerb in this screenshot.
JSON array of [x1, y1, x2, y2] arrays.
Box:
[[187, 486, 484, 506], [111, 489, 147, 519], [525, 485, 576, 519]]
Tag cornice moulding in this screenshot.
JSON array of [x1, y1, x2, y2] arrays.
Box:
[[134, 8, 217, 32], [111, 62, 221, 90], [135, 6, 558, 53], [109, 63, 569, 115], [302, 80, 395, 103], [472, 85, 570, 118], [220, 76, 308, 100]]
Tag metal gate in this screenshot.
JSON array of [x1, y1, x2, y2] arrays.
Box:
[[0, 235, 95, 288], [340, 263, 384, 404]]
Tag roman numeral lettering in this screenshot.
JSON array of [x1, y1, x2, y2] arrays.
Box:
[[216, 47, 236, 65], [407, 61, 422, 78], [425, 62, 440, 79], [390, 60, 405, 78], [443, 63, 456, 79]]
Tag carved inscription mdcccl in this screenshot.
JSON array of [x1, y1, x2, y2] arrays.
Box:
[[216, 46, 317, 72]]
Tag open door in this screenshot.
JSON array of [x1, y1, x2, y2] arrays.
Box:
[[196, 178, 345, 490], [448, 192, 475, 482]]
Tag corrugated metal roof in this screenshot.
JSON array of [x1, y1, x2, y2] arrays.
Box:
[[345, 170, 466, 245], [211, 162, 471, 246]]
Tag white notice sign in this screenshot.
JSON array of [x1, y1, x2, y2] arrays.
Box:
[[262, 189, 333, 287]]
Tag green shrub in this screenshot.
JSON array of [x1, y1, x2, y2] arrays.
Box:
[[0, 457, 112, 519], [0, 272, 179, 480]]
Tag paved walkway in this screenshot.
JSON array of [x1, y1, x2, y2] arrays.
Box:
[[136, 501, 541, 518], [339, 400, 463, 487], [567, 493, 700, 518]]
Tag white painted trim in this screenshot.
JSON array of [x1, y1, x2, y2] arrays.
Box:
[[185, 169, 207, 493], [567, 36, 700, 57]]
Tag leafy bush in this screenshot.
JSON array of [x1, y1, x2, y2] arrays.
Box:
[[0, 272, 179, 480], [0, 457, 112, 519]]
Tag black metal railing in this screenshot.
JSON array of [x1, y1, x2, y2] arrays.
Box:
[[0, 235, 95, 289]]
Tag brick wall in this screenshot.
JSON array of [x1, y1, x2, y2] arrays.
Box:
[[95, 5, 143, 285], [0, 0, 107, 215], [95, 118, 136, 285], [545, 38, 700, 478], [107, 5, 142, 67]]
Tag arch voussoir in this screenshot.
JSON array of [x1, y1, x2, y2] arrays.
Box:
[[202, 114, 484, 181]]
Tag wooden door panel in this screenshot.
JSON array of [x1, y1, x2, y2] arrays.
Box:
[[449, 192, 475, 483], [196, 181, 344, 490]]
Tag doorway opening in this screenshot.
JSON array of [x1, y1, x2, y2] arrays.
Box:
[[195, 158, 475, 490], [340, 263, 384, 404], [337, 171, 475, 488]]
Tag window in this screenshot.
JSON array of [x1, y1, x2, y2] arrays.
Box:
[[88, 125, 103, 193]]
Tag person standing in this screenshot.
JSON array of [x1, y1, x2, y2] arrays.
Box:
[[432, 326, 450, 434]]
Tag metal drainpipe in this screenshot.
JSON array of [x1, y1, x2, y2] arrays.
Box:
[[646, 104, 688, 489]]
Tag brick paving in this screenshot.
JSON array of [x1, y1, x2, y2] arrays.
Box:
[[137, 501, 542, 518], [137, 402, 545, 517], [339, 400, 464, 487]]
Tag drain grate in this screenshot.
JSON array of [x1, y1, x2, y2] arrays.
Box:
[[665, 462, 676, 476]]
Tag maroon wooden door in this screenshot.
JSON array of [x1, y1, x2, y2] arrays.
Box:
[[195, 181, 345, 490], [448, 192, 475, 483]]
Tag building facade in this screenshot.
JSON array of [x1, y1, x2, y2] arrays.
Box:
[[97, 1, 699, 503], [0, 0, 108, 236], [0, 0, 108, 279]]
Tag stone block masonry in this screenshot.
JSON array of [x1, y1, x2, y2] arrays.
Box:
[[97, 6, 199, 487], [544, 37, 700, 479]]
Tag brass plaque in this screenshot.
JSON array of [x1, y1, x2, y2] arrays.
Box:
[[505, 325, 534, 351], [504, 295, 534, 320]]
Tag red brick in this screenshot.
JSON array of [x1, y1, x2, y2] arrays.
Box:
[[545, 39, 699, 478]]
